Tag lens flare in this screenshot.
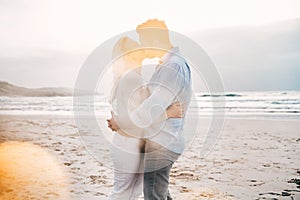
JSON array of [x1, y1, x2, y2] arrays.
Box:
[[0, 142, 69, 200]]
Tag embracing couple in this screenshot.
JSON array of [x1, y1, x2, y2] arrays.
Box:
[[107, 19, 192, 200]]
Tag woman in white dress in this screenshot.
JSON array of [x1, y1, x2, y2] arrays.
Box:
[[108, 37, 182, 200]]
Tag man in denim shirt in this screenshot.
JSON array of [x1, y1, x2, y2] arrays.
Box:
[[133, 19, 192, 200]]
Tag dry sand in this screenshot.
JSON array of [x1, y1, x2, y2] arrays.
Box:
[[0, 115, 299, 200]]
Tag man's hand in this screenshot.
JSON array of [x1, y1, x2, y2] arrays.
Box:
[[107, 113, 119, 132], [166, 102, 184, 118]]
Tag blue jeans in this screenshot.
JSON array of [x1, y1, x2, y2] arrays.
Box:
[[143, 139, 180, 200]]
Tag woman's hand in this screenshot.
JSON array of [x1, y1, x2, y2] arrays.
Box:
[[107, 111, 119, 131], [166, 102, 184, 118]]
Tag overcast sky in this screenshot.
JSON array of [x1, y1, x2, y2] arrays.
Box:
[[0, 0, 300, 90]]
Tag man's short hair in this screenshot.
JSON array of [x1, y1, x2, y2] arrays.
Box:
[[136, 19, 168, 32]]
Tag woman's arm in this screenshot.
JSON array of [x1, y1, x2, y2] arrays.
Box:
[[107, 101, 184, 132], [107, 112, 138, 138]]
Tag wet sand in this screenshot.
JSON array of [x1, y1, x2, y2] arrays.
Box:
[[0, 115, 299, 199]]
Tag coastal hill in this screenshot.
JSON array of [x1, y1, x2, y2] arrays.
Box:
[[0, 81, 73, 97]]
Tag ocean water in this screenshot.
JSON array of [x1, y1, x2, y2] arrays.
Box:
[[0, 91, 300, 119]]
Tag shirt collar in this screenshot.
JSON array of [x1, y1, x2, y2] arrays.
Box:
[[160, 46, 180, 63]]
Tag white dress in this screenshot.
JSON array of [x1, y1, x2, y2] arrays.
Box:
[[109, 68, 150, 200]]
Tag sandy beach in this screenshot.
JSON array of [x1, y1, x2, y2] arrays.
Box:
[[0, 115, 299, 200]]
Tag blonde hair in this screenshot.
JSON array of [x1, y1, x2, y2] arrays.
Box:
[[112, 37, 139, 60], [111, 36, 140, 77], [110, 37, 141, 103]]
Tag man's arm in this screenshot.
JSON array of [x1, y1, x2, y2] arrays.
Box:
[[130, 63, 184, 128]]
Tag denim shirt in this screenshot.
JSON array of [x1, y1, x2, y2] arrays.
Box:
[[130, 47, 192, 153]]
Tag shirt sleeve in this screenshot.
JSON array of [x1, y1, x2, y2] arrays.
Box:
[[130, 63, 184, 128]]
